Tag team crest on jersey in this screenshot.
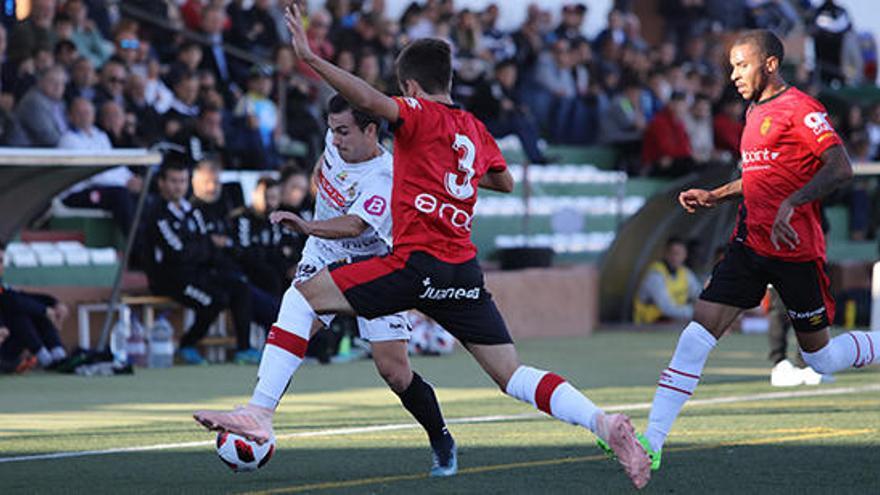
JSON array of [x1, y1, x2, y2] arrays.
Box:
[[346, 184, 357, 199], [760, 117, 772, 135], [336, 171, 348, 182]]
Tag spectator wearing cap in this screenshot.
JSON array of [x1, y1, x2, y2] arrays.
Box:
[[232, 65, 279, 169], [15, 65, 68, 147], [470, 59, 549, 164], [641, 91, 694, 177], [59, 97, 142, 235]]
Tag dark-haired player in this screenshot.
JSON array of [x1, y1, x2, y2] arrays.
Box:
[[629, 29, 879, 472], [195, 4, 651, 488]]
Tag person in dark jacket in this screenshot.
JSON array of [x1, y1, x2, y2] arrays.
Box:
[[231, 177, 304, 296], [143, 161, 262, 365], [469, 59, 549, 164], [0, 243, 68, 372]]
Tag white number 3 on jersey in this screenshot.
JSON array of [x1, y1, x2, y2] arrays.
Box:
[[445, 134, 477, 200]]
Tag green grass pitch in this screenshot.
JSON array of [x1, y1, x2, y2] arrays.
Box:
[[0, 331, 877, 494]]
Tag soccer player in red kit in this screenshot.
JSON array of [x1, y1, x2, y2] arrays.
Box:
[[194, 3, 651, 488], [631, 30, 880, 472]]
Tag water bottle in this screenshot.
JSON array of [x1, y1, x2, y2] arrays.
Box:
[[109, 319, 130, 367], [148, 316, 175, 368], [127, 317, 148, 367]]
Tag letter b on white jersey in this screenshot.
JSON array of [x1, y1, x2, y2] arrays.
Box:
[[445, 134, 476, 200]]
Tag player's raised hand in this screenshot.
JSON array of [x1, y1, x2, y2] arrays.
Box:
[[284, 1, 316, 63], [770, 199, 799, 250], [270, 210, 308, 233], [678, 188, 716, 213]]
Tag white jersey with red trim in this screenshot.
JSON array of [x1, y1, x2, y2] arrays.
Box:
[[302, 131, 393, 265]]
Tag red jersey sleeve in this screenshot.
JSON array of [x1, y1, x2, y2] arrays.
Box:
[[791, 97, 843, 157], [480, 124, 507, 172], [392, 96, 427, 144]]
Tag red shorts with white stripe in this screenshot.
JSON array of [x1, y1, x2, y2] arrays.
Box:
[[329, 250, 513, 345]]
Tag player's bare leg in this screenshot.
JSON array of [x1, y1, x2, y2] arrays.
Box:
[[466, 343, 651, 489], [372, 339, 457, 476], [641, 300, 741, 466], [194, 269, 352, 443]]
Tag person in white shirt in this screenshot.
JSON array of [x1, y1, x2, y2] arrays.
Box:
[[58, 97, 142, 235]]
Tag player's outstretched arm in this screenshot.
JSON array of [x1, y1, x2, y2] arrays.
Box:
[[479, 169, 514, 193], [270, 210, 368, 239], [678, 179, 741, 213], [285, 3, 399, 123], [786, 144, 854, 207]]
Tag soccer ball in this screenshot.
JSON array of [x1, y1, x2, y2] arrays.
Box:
[[215, 431, 276, 472], [408, 312, 455, 356]]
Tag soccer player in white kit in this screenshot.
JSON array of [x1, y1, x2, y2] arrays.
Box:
[[267, 94, 457, 476]]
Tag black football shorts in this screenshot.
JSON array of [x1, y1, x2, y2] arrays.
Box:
[[700, 241, 835, 332], [329, 250, 513, 345]]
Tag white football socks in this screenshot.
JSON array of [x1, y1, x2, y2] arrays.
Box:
[[644, 321, 717, 452], [250, 287, 316, 410], [801, 331, 879, 374], [505, 365, 602, 435]]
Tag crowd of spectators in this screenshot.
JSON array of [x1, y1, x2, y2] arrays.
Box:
[[0, 1, 874, 177]]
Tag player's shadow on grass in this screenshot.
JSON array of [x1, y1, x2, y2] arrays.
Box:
[[0, 444, 876, 494]]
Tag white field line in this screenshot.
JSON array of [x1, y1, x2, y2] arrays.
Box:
[[1, 383, 877, 464]]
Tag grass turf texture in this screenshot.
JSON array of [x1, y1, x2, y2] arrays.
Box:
[[1, 331, 877, 494]]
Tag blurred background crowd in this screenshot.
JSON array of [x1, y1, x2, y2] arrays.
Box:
[[0, 1, 876, 174]]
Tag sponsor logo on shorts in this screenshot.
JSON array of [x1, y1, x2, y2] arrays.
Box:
[[787, 306, 826, 326], [418, 277, 480, 301], [364, 195, 387, 216]]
